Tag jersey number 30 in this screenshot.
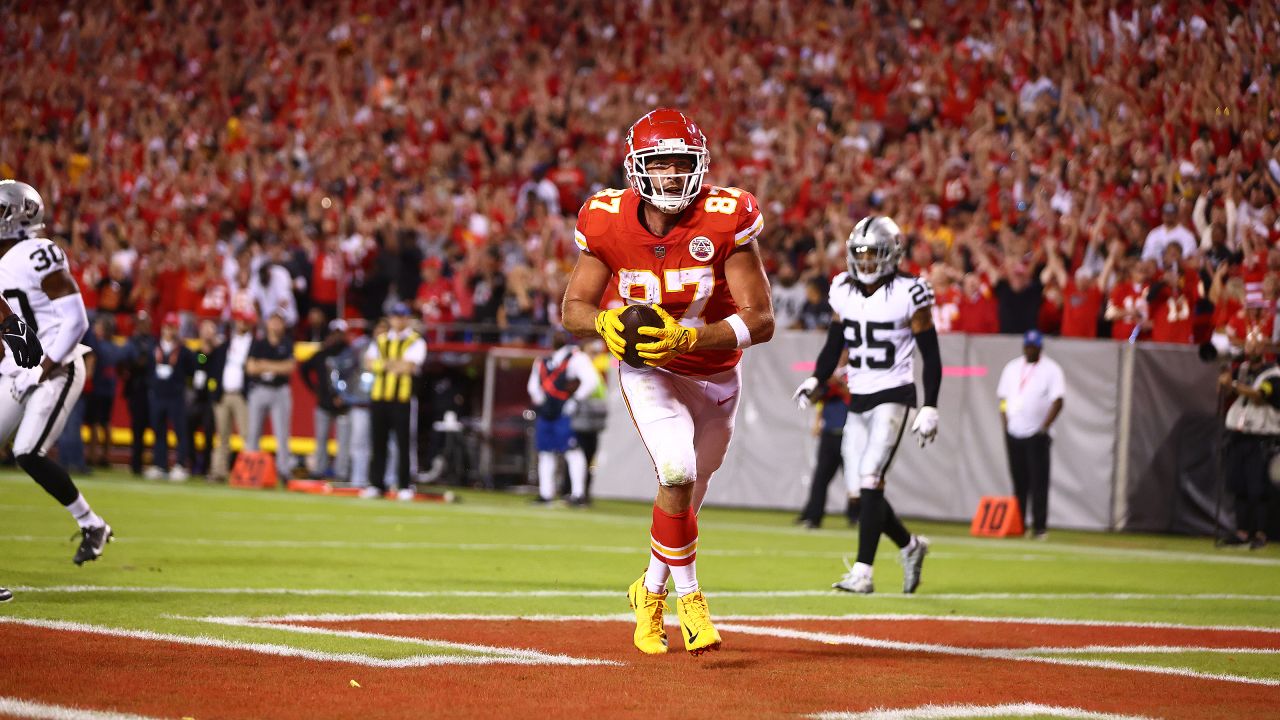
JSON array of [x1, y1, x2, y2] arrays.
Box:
[[843, 320, 895, 369]]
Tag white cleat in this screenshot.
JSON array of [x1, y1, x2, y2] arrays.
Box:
[[168, 465, 189, 483], [143, 466, 165, 480], [832, 559, 874, 594], [396, 488, 416, 502], [358, 486, 382, 499], [900, 536, 930, 594]]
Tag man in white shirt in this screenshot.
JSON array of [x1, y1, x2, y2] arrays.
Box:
[[997, 329, 1065, 539], [1141, 202, 1198, 267]]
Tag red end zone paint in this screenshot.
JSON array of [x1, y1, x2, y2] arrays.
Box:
[[2, 617, 1276, 720]]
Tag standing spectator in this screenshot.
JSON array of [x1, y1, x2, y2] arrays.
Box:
[[997, 330, 1065, 540], [568, 345, 609, 503], [251, 254, 299, 329], [144, 313, 197, 481], [797, 277, 833, 330], [794, 376, 859, 530], [122, 313, 155, 476], [1106, 261, 1155, 341], [526, 335, 598, 505], [1045, 240, 1120, 340], [1141, 203, 1198, 265], [301, 319, 352, 478], [343, 319, 382, 488], [246, 310, 297, 478], [361, 304, 427, 500], [1219, 337, 1279, 549], [467, 248, 506, 343], [187, 319, 220, 479], [83, 315, 129, 468], [208, 311, 256, 482], [415, 257, 457, 341], [771, 263, 807, 330]]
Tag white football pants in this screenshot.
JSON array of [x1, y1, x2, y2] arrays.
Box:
[[841, 402, 909, 492], [0, 354, 88, 457], [618, 363, 740, 512]]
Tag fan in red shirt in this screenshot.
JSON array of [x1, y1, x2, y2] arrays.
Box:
[[1148, 245, 1203, 345], [1106, 260, 1155, 341], [561, 108, 774, 658], [929, 268, 962, 333], [955, 273, 999, 334], [415, 257, 457, 328], [311, 237, 344, 319]]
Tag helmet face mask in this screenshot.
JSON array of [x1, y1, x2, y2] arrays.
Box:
[[625, 109, 710, 214], [846, 216, 903, 285], [0, 180, 45, 241]]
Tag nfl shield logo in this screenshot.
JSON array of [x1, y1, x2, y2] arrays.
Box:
[[654, 246, 666, 259]]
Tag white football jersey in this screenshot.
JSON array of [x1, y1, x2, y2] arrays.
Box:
[[0, 237, 83, 374], [828, 271, 934, 396]]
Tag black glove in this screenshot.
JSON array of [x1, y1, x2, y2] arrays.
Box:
[[1, 314, 42, 369]]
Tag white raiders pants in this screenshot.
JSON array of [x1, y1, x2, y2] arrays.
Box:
[[0, 355, 87, 457], [618, 363, 740, 512], [841, 402, 909, 493]]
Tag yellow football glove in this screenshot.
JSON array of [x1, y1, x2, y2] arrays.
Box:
[[594, 307, 627, 361], [635, 305, 698, 367]]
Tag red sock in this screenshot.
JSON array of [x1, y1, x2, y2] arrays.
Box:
[[650, 504, 697, 567]]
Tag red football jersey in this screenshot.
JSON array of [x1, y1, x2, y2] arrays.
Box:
[[575, 185, 764, 376]]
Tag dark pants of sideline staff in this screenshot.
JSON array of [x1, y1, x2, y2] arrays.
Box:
[[1005, 432, 1050, 534]]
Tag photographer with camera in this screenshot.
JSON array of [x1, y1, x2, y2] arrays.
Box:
[[1218, 330, 1278, 550]]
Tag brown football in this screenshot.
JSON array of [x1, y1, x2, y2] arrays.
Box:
[[618, 304, 663, 369]]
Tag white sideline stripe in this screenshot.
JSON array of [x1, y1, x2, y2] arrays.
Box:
[[15, 585, 1280, 606], [0, 617, 611, 668], [0, 697, 165, 720], [1026, 644, 1279, 655], [719, 623, 1280, 687], [812, 703, 1155, 720], [196, 611, 1280, 638], [179, 616, 620, 667]]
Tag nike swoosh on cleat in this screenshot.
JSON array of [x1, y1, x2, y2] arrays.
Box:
[[717, 395, 735, 406], [686, 627, 699, 644]]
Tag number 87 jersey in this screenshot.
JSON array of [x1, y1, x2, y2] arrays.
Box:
[[828, 270, 934, 397], [575, 184, 764, 377]]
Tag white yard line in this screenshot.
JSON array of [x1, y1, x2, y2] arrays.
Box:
[[181, 615, 619, 666], [1024, 644, 1278, 655], [719, 623, 1280, 687], [0, 617, 613, 668], [14, 584, 1280, 606], [0, 697, 166, 720], [812, 703, 1155, 720]]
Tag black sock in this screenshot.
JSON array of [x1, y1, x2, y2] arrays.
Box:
[[883, 499, 912, 548], [18, 453, 80, 506], [845, 497, 861, 525], [856, 488, 885, 565]]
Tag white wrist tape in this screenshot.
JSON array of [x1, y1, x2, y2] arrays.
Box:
[[726, 313, 752, 349]]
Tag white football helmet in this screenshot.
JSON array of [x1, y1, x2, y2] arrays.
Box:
[[0, 180, 45, 241], [847, 215, 903, 284]]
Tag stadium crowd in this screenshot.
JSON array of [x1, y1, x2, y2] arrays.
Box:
[[3, 0, 1279, 352]]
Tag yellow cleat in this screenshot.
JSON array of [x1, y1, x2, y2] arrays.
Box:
[[675, 590, 722, 656], [627, 573, 669, 654]]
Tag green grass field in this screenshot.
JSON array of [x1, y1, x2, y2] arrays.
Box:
[[1, 469, 1278, 718]]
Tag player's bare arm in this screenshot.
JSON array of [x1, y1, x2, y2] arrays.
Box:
[[690, 242, 775, 351], [561, 252, 611, 338]]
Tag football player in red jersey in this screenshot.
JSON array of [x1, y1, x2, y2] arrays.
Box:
[[562, 109, 774, 657]]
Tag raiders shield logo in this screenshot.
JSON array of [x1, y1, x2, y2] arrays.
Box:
[[654, 246, 666, 259]]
